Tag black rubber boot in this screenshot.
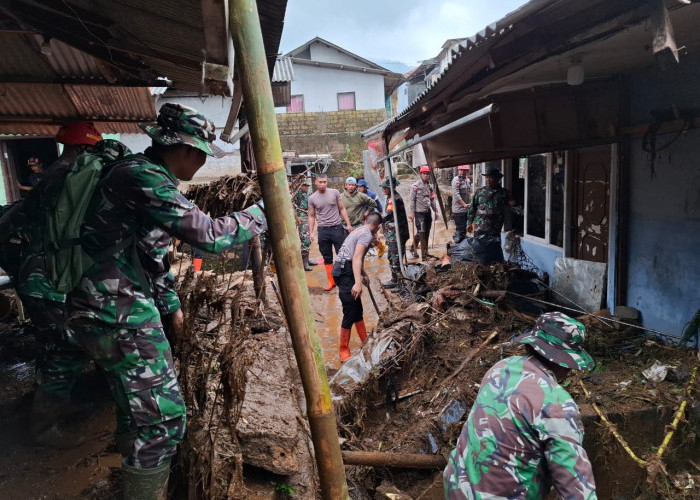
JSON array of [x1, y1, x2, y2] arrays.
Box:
[[302, 256, 312, 271], [122, 461, 170, 500], [31, 390, 88, 449], [382, 273, 398, 289]]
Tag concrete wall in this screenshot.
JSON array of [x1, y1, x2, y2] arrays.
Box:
[[276, 109, 386, 156], [278, 64, 386, 113], [118, 96, 242, 183], [623, 53, 700, 338]]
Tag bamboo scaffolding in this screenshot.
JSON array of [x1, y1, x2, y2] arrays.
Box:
[[229, 2, 348, 498]]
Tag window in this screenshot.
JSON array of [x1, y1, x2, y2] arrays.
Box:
[[523, 152, 565, 247], [337, 92, 356, 111], [287, 95, 304, 113]]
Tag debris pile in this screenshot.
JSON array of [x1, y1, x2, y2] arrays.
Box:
[[171, 226, 316, 497], [331, 260, 700, 500]]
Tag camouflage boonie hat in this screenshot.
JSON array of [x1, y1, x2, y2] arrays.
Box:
[[380, 177, 400, 188], [139, 103, 224, 158], [514, 312, 595, 371]]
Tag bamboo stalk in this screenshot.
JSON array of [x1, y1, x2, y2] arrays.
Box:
[[579, 380, 647, 468], [342, 450, 446, 469], [229, 2, 348, 498], [656, 366, 697, 459]]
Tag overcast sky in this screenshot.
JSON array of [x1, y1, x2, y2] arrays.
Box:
[[279, 0, 528, 69]]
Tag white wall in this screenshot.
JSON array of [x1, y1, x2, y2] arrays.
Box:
[[308, 43, 375, 68], [119, 96, 242, 183], [279, 64, 385, 113]]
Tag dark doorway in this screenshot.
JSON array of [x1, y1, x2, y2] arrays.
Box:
[[4, 138, 58, 200], [571, 146, 611, 262]]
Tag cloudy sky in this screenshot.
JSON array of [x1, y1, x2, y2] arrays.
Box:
[[279, 0, 528, 70]]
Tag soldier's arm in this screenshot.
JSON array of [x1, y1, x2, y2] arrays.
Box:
[[152, 268, 181, 316], [466, 190, 478, 226], [126, 166, 267, 254], [540, 404, 598, 500]]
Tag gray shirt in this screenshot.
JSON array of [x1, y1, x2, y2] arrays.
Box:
[[451, 175, 472, 213], [335, 225, 373, 262], [308, 188, 342, 227]]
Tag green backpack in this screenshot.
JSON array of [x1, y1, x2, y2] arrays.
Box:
[[45, 139, 133, 294]]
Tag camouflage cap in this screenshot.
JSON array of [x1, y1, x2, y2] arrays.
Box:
[[380, 177, 400, 188], [514, 311, 595, 371], [139, 103, 225, 158]]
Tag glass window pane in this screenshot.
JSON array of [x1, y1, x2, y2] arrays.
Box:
[[549, 159, 565, 247], [526, 154, 546, 239], [338, 92, 355, 111]]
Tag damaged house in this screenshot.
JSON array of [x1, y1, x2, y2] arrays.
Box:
[[377, 0, 700, 340]]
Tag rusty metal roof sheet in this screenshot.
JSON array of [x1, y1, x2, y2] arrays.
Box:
[[0, 122, 141, 137]]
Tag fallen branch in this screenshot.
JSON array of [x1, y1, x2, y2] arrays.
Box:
[[341, 450, 446, 469], [431, 330, 499, 402]]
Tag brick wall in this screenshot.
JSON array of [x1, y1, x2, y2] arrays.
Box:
[[277, 109, 386, 155]]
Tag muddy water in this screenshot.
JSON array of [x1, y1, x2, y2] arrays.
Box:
[[306, 181, 454, 370]]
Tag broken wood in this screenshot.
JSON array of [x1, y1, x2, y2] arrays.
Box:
[[372, 389, 423, 408], [437, 329, 499, 393], [341, 450, 446, 469]]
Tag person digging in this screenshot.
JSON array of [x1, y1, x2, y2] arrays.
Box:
[[332, 213, 382, 362], [444, 312, 598, 500]]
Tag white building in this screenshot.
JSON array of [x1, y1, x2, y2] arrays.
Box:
[[276, 37, 402, 114]]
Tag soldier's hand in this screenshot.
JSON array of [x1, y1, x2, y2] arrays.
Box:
[[408, 214, 414, 221], [162, 309, 184, 346]]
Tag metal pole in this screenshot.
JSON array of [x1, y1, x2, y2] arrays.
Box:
[[229, 2, 348, 498], [375, 103, 497, 165]]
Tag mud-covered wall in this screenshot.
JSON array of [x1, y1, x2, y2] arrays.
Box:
[[625, 53, 700, 337]]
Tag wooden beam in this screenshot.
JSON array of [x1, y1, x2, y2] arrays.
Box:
[[342, 451, 447, 469]]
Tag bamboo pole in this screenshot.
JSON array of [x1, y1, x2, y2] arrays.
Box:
[[229, 2, 348, 498], [342, 450, 446, 469]]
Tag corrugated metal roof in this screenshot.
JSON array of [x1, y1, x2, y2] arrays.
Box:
[[273, 57, 295, 83], [0, 84, 155, 123], [0, 122, 141, 137]]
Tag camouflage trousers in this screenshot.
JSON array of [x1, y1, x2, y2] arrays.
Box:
[[297, 219, 311, 256], [21, 295, 88, 400], [67, 319, 186, 469], [384, 222, 400, 275]]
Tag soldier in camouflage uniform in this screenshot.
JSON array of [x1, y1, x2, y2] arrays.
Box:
[[380, 178, 409, 290], [66, 103, 267, 497], [444, 312, 598, 500], [466, 167, 516, 238], [0, 122, 104, 447], [293, 181, 316, 271]]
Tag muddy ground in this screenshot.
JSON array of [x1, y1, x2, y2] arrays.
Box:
[[1, 174, 698, 499]]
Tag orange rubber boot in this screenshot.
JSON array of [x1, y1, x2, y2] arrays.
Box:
[[355, 320, 367, 343], [324, 264, 336, 291], [339, 328, 351, 362], [193, 258, 203, 272]]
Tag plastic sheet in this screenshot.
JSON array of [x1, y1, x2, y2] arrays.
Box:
[[448, 235, 504, 265]]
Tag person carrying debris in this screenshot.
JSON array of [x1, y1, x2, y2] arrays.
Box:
[[308, 172, 353, 291], [380, 177, 409, 290], [409, 165, 439, 260], [332, 212, 382, 362], [0, 122, 103, 447], [65, 104, 267, 499], [342, 176, 378, 229], [466, 167, 515, 243], [444, 312, 598, 500], [292, 180, 317, 271], [451, 164, 472, 243]]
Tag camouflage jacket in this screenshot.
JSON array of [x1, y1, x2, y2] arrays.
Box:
[[409, 178, 436, 215], [68, 147, 267, 328], [466, 185, 514, 236], [444, 354, 597, 500], [292, 189, 309, 221]]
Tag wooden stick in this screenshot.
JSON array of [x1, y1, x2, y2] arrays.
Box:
[[432, 330, 499, 402], [342, 450, 446, 469], [365, 281, 382, 316]]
